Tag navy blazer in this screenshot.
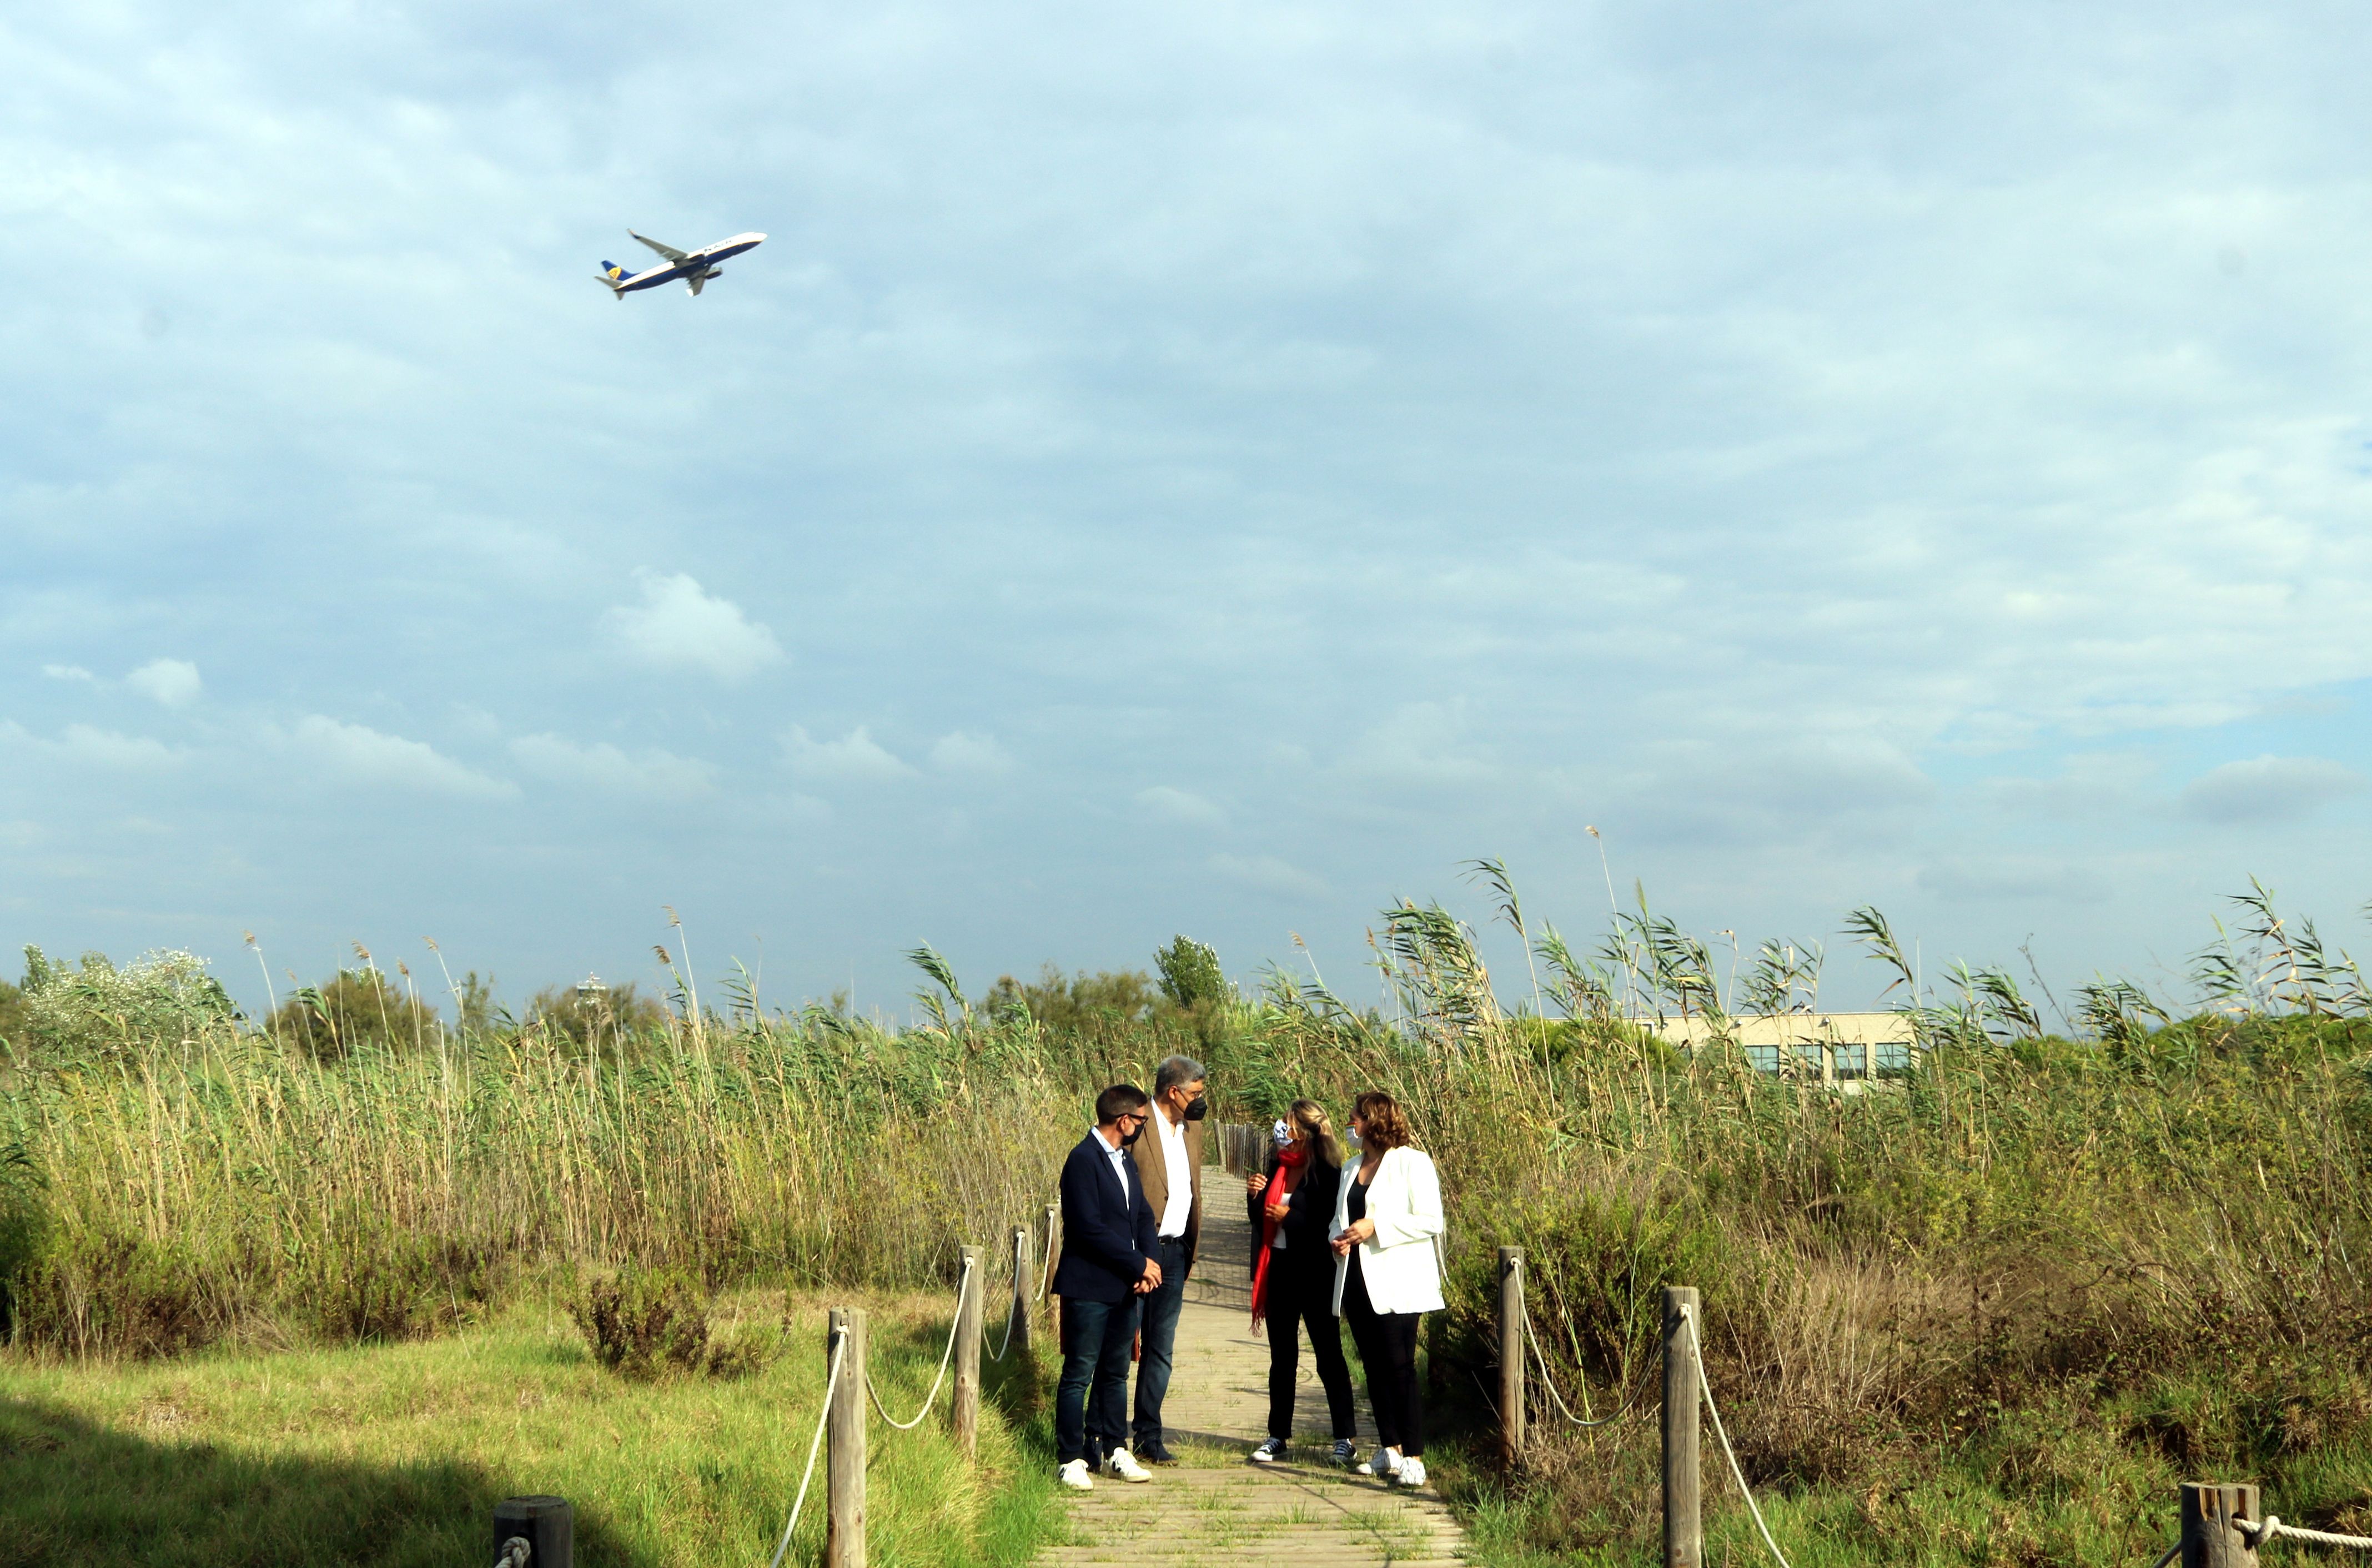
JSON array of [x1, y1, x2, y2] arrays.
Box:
[[1051, 1130, 1160, 1304]]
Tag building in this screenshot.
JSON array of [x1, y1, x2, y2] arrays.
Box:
[[1647, 1012, 1917, 1090]]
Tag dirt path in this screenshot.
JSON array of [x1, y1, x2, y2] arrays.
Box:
[[1037, 1173, 1468, 1568]]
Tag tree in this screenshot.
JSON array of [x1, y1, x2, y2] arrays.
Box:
[[1154, 936, 1228, 1011]]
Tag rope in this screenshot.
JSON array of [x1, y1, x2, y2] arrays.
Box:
[[1521, 1305, 1650, 1428], [1036, 1229, 1056, 1302], [495, 1538, 530, 1568], [767, 1327, 847, 1568], [2246, 1517, 2372, 1551], [2144, 1545, 2179, 1568], [866, 1258, 974, 1430], [1682, 1306, 1794, 1568]]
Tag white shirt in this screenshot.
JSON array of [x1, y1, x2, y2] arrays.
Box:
[[1102, 1132, 1134, 1199], [1155, 1108, 1193, 1238]]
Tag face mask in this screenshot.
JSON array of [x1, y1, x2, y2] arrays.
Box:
[[1120, 1123, 1144, 1146], [1184, 1094, 1208, 1122]]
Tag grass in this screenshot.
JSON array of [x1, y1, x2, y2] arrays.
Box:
[[0, 1286, 1061, 1568], [9, 872, 2372, 1566]]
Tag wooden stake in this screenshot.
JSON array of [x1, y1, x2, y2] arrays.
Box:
[[1498, 1247, 1526, 1466], [2181, 1482, 2261, 1568], [1662, 1286, 1701, 1568], [1009, 1225, 1033, 1355], [952, 1248, 984, 1458], [827, 1307, 867, 1568]]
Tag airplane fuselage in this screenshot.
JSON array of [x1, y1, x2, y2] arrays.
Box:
[[603, 232, 766, 296]]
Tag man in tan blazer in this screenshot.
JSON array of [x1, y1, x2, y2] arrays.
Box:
[[1126, 1053, 1208, 1463]]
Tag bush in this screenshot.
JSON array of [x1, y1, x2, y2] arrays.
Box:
[[265, 968, 441, 1061], [570, 1265, 712, 1379], [16, 947, 237, 1061]]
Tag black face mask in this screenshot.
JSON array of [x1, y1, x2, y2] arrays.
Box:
[[1184, 1094, 1208, 1122], [1120, 1123, 1144, 1146]]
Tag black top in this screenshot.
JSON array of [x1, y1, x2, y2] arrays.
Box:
[[1346, 1174, 1368, 1225], [1245, 1147, 1344, 1278]]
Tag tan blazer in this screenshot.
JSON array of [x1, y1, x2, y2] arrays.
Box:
[[1129, 1111, 1206, 1274]]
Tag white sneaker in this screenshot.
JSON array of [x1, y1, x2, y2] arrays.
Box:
[[1396, 1457, 1429, 1490], [1058, 1459, 1094, 1491], [1103, 1446, 1152, 1484], [1356, 1445, 1402, 1477]]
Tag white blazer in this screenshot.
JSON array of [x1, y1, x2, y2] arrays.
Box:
[[1329, 1145, 1446, 1316]]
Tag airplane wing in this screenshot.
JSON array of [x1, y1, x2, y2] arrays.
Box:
[[629, 229, 689, 262], [687, 274, 706, 297]]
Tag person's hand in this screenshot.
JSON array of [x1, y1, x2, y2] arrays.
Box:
[[1140, 1258, 1164, 1290], [1332, 1218, 1376, 1254], [1264, 1198, 1291, 1222], [1246, 1174, 1266, 1196]]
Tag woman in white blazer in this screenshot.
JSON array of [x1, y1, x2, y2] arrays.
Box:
[[1329, 1089, 1443, 1490]]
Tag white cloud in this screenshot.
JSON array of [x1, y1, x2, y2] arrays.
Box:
[[782, 724, 917, 782], [1, 721, 187, 770], [607, 574, 785, 682], [1137, 785, 1225, 827], [125, 657, 202, 707], [287, 716, 516, 800], [1210, 853, 1330, 899], [1916, 857, 2110, 904], [2178, 756, 2366, 825], [510, 733, 716, 797], [931, 730, 1016, 775], [41, 664, 94, 683]]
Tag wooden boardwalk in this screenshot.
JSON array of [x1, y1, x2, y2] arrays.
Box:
[[1038, 1186, 1468, 1568]]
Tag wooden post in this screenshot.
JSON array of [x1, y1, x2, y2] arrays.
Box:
[[952, 1248, 984, 1458], [2181, 1483, 2262, 1568], [493, 1497, 571, 1568], [1662, 1286, 1701, 1568], [827, 1307, 867, 1568], [1498, 1247, 1526, 1465], [1009, 1225, 1033, 1355], [1043, 1203, 1062, 1324]]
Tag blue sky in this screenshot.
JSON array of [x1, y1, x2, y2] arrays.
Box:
[[6, 1, 2372, 1023]]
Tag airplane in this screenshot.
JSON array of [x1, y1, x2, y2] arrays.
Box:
[[596, 229, 766, 298]]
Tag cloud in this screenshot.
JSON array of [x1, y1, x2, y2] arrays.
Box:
[[1137, 785, 1225, 827], [607, 574, 785, 682], [286, 716, 516, 800], [41, 664, 94, 683], [1210, 853, 1330, 899], [931, 730, 1016, 776], [782, 725, 917, 782], [0, 721, 187, 770], [1916, 857, 2110, 903], [2178, 756, 2367, 825], [510, 733, 716, 796], [125, 657, 202, 707]]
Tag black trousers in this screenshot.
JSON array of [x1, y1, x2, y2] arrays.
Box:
[[1264, 1247, 1357, 1441], [1340, 1250, 1424, 1456]]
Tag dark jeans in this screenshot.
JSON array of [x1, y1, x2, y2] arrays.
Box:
[[1056, 1295, 1139, 1466], [1341, 1250, 1424, 1456], [1131, 1237, 1189, 1452], [1265, 1247, 1356, 1441]]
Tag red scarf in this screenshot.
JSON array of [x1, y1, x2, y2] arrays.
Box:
[[1248, 1142, 1310, 1329]]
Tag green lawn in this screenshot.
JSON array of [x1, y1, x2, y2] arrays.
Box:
[[0, 1288, 1062, 1568]]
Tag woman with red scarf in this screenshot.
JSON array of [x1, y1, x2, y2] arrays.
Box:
[[1243, 1099, 1358, 1466]]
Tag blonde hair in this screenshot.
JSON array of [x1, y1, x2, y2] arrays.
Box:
[[1290, 1098, 1347, 1168]]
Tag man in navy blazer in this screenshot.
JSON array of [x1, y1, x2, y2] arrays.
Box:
[[1049, 1083, 1164, 1489]]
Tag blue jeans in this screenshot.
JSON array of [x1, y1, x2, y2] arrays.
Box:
[[1056, 1295, 1139, 1466], [1131, 1237, 1189, 1453]]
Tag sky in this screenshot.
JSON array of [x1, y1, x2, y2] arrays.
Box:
[[6, 1, 2372, 1026]]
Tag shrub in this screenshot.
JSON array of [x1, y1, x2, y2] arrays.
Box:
[[265, 968, 441, 1061], [16, 946, 237, 1061], [570, 1265, 711, 1379]]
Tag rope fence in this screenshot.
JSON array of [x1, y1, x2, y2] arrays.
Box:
[[767, 1325, 847, 1568], [866, 1257, 974, 1429]]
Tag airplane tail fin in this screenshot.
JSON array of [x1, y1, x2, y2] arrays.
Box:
[[596, 261, 631, 294]]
